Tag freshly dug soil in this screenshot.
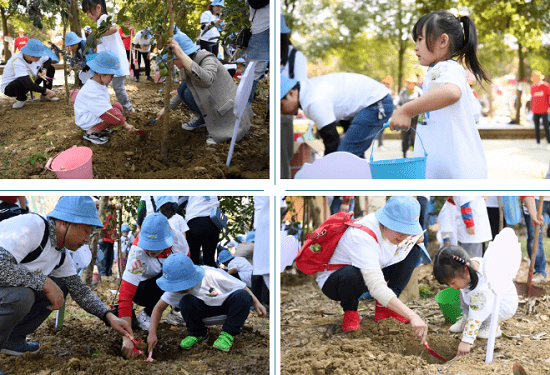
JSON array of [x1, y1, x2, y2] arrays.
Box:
[[1, 277, 270, 375], [0, 78, 269, 179]]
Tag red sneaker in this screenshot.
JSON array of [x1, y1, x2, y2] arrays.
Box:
[[342, 310, 362, 332], [374, 302, 409, 323]]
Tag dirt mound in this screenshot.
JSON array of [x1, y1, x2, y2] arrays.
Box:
[[0, 79, 269, 179]]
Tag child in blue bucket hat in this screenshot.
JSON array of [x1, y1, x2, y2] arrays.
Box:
[[65, 31, 95, 85], [217, 249, 254, 288], [199, 0, 225, 56], [0, 196, 133, 373], [74, 50, 144, 145], [314, 196, 430, 344], [1, 38, 60, 109], [147, 252, 266, 354]]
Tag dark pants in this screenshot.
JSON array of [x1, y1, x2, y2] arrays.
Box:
[[417, 196, 429, 250], [487, 206, 507, 240], [401, 116, 419, 157], [281, 114, 294, 179], [200, 40, 219, 57], [133, 273, 164, 316], [179, 289, 251, 337], [126, 50, 135, 74], [97, 241, 114, 276], [251, 275, 269, 307], [0, 277, 69, 349], [187, 216, 221, 267], [533, 113, 550, 144], [4, 65, 55, 101], [321, 245, 420, 311], [135, 51, 151, 78]]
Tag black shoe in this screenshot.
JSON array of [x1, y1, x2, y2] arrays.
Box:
[[99, 129, 112, 135], [146, 76, 154, 82], [134, 77, 139, 82], [83, 132, 109, 145]]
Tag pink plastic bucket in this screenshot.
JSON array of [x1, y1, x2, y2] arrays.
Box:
[[45, 145, 93, 179], [92, 272, 101, 283]]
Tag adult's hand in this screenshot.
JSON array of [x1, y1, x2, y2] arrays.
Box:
[[43, 277, 64, 310], [121, 335, 137, 359], [409, 314, 428, 345], [388, 106, 412, 131], [107, 312, 134, 338]]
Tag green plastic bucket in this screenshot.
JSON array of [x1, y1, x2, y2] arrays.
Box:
[[435, 288, 463, 324]]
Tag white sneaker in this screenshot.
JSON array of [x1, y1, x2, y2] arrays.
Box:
[[165, 307, 185, 326], [449, 315, 468, 333], [546, 144, 550, 151], [12, 100, 26, 109], [532, 273, 547, 284], [40, 95, 59, 102], [137, 310, 151, 330], [206, 137, 217, 145], [477, 320, 502, 339]]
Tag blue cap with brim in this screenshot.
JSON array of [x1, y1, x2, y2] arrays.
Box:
[[173, 33, 200, 56], [156, 196, 177, 210], [65, 31, 83, 47], [211, 0, 225, 6], [246, 231, 255, 242], [375, 196, 422, 235], [281, 75, 298, 99], [281, 15, 290, 34], [47, 196, 103, 228], [235, 58, 246, 63], [138, 213, 174, 251], [157, 253, 205, 292], [21, 39, 58, 61], [84, 26, 92, 32], [217, 249, 235, 265], [87, 50, 123, 75], [121, 224, 131, 233]]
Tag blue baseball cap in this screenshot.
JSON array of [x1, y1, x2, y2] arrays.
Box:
[[157, 253, 205, 292], [173, 32, 200, 56], [246, 231, 255, 242], [84, 26, 92, 33], [375, 196, 422, 235], [217, 249, 235, 265], [211, 0, 224, 6], [156, 196, 177, 210], [281, 15, 290, 34], [65, 31, 83, 47], [47, 196, 103, 228], [87, 50, 123, 75], [21, 39, 58, 60], [281, 75, 298, 99], [137, 213, 174, 251], [235, 57, 246, 64], [121, 224, 131, 233]]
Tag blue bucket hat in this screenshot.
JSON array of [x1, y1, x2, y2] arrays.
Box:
[[217, 249, 235, 265], [87, 50, 122, 75], [211, 0, 224, 6], [235, 57, 246, 64], [65, 31, 83, 47], [375, 196, 422, 235], [143, 27, 152, 39], [121, 224, 131, 233], [156, 196, 177, 210], [157, 253, 205, 292], [246, 231, 255, 242], [281, 75, 298, 99], [21, 39, 58, 61], [137, 213, 174, 251], [47, 196, 103, 228], [173, 33, 200, 56], [84, 25, 92, 33], [281, 15, 290, 34]]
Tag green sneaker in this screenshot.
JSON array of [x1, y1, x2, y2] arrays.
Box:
[[180, 334, 208, 350], [213, 331, 234, 352]]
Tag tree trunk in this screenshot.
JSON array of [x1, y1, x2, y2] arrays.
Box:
[[1, 8, 10, 63], [513, 43, 524, 125], [69, 0, 82, 33], [487, 83, 494, 119], [161, 0, 175, 164], [62, 10, 70, 104], [83, 197, 108, 285], [116, 197, 123, 279], [396, 0, 404, 94]]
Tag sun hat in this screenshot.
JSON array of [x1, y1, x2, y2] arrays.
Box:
[[137, 213, 174, 251], [375, 196, 422, 235], [217, 249, 235, 266], [121, 224, 131, 233], [87, 50, 123, 75], [281, 75, 298, 100], [245, 230, 255, 242], [47, 196, 103, 228], [156, 196, 177, 210], [65, 31, 83, 47], [143, 27, 152, 39], [281, 15, 290, 34], [211, 0, 224, 7], [20, 39, 58, 60], [235, 57, 246, 64], [157, 253, 205, 292], [381, 75, 394, 86], [84, 25, 92, 33], [18, 28, 25, 33], [173, 33, 200, 56], [404, 74, 418, 84]]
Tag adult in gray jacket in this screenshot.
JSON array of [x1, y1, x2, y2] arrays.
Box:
[[157, 32, 252, 145]]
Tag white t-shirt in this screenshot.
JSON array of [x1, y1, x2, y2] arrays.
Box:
[[300, 73, 390, 130], [74, 79, 112, 131], [122, 230, 189, 286], [253, 196, 270, 277], [161, 266, 246, 307], [414, 60, 487, 179], [1, 52, 49, 93], [438, 197, 492, 244], [200, 10, 220, 43], [96, 14, 130, 76], [228, 256, 254, 288], [281, 45, 308, 82], [248, 3, 269, 34], [168, 214, 189, 236], [316, 213, 410, 289], [0, 214, 76, 279], [185, 196, 219, 223], [114, 233, 135, 258], [133, 30, 155, 53]]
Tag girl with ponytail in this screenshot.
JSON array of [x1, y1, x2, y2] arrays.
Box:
[[389, 10, 489, 179]]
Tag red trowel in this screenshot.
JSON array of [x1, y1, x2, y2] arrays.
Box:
[[424, 342, 447, 362]]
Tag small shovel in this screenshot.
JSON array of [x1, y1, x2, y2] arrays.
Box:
[[136, 129, 149, 137], [424, 342, 446, 362]]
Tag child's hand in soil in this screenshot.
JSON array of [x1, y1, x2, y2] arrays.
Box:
[[254, 301, 267, 318], [147, 332, 158, 353], [123, 123, 137, 132], [457, 341, 471, 356], [157, 108, 165, 120]]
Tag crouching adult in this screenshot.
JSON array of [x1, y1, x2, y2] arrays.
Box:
[[0, 196, 133, 375], [116, 212, 189, 359]]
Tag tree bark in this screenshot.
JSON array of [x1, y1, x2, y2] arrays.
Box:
[[1, 8, 10, 63], [69, 0, 82, 33], [513, 43, 524, 125], [83, 197, 108, 285], [161, 0, 175, 164]]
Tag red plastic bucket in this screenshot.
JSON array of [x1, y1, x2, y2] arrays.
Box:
[[45, 145, 93, 179]]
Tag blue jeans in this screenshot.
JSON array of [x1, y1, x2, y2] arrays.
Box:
[[177, 81, 203, 121], [329, 197, 355, 216], [523, 202, 547, 277], [337, 94, 395, 158], [96, 241, 114, 277]]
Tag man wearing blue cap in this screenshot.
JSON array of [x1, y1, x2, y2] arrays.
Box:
[[0, 196, 133, 374], [280, 73, 394, 159], [1, 38, 59, 109], [132, 27, 155, 82], [314, 196, 429, 345]]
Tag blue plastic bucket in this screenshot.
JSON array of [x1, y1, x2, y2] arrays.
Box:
[[369, 123, 427, 179]]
